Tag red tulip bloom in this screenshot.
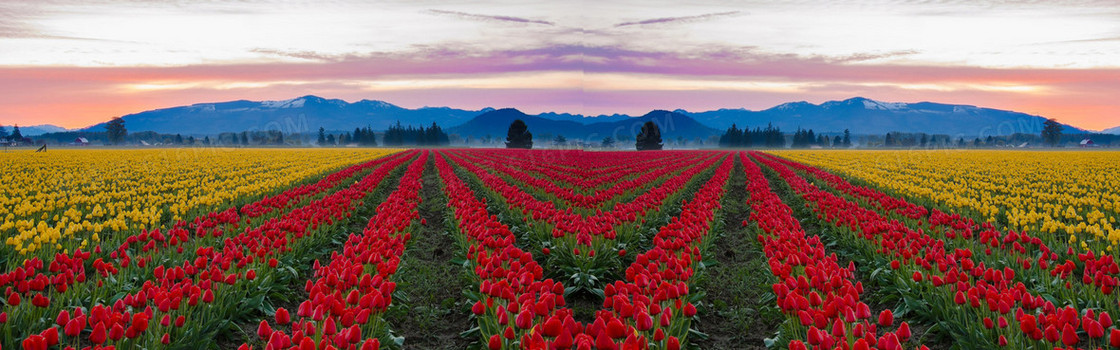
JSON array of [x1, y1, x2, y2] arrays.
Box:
[[90, 323, 107, 344], [789, 340, 807, 350], [878, 309, 894, 327], [898, 322, 912, 341], [275, 308, 291, 325], [666, 336, 680, 350], [488, 334, 502, 350], [1061, 323, 1079, 346], [257, 320, 272, 339]]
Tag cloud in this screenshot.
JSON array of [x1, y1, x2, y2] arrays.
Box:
[[427, 9, 554, 26], [614, 11, 741, 27]]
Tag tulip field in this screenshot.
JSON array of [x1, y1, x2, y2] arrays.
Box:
[[3, 148, 1120, 350]]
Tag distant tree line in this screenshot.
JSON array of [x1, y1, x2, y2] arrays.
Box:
[[382, 122, 449, 146], [718, 123, 853, 148], [0, 125, 30, 144]]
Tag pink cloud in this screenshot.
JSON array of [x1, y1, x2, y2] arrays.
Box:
[[3, 45, 1120, 130]]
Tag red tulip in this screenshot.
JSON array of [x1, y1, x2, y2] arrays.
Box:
[[666, 336, 680, 350], [64, 318, 83, 337], [789, 340, 807, 350], [897, 322, 911, 341], [878, 309, 894, 327], [1062, 323, 1079, 346], [257, 320, 272, 339], [275, 308, 291, 325], [89, 323, 107, 344], [488, 334, 502, 350]]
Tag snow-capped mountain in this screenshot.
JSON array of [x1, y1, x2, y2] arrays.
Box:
[[680, 97, 1086, 136], [75, 95, 1089, 138], [82, 95, 487, 134]]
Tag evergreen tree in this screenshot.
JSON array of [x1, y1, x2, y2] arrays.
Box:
[[318, 127, 326, 145], [327, 134, 335, 145], [505, 119, 533, 149], [833, 135, 842, 148], [635, 121, 663, 151], [719, 124, 745, 148], [1041, 118, 1063, 147], [203, 136, 211, 145], [920, 134, 929, 147], [10, 125, 23, 141], [842, 129, 851, 147], [239, 132, 248, 146], [884, 133, 894, 147], [601, 136, 615, 148], [176, 134, 185, 144], [105, 117, 127, 145], [0, 125, 7, 139]]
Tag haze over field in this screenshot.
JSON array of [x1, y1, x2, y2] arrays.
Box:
[[2, 0, 1120, 132]]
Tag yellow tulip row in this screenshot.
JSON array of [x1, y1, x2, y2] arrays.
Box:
[[771, 150, 1120, 255], [0, 148, 401, 258]]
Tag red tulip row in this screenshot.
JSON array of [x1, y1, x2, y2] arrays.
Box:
[[578, 152, 735, 349], [449, 150, 703, 209], [434, 151, 572, 349], [6, 151, 417, 349], [479, 150, 679, 190], [738, 153, 916, 350], [242, 151, 431, 350], [0, 151, 413, 310], [755, 152, 1120, 349], [468, 150, 698, 196], [443, 150, 720, 245], [439, 150, 735, 349], [762, 153, 1119, 298]]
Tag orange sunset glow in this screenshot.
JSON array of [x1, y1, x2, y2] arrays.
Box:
[[2, 0, 1119, 131]]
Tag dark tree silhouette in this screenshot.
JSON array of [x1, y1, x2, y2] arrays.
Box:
[[635, 121, 663, 150], [842, 129, 851, 147], [105, 117, 127, 145], [318, 127, 326, 145], [1041, 118, 1063, 147], [601, 136, 615, 148], [505, 119, 533, 149]]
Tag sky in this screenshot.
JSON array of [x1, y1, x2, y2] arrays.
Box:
[[2, 0, 1120, 130]]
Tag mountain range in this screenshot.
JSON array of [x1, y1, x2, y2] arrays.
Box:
[[52, 95, 1102, 139], [83, 95, 486, 135], [1103, 126, 1120, 135], [2, 124, 68, 136]]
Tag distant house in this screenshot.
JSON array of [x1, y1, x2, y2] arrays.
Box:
[[70, 137, 89, 146], [1080, 138, 1096, 147]]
